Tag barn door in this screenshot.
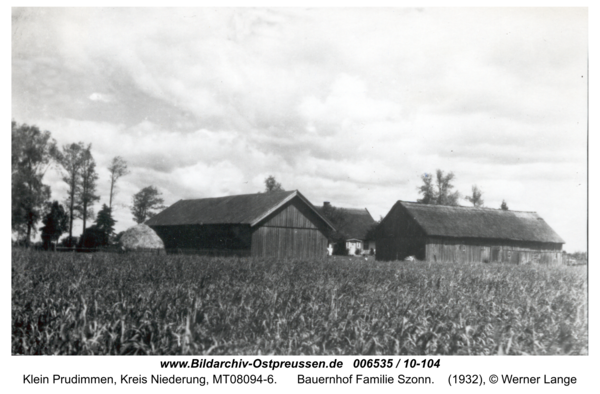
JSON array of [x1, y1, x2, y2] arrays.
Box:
[[416, 244, 426, 261], [491, 247, 500, 262], [480, 247, 490, 263]]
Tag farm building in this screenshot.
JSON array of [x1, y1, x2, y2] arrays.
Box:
[[317, 202, 377, 255], [375, 201, 564, 264], [145, 190, 335, 258]]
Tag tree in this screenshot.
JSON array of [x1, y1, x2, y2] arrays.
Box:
[[77, 145, 100, 233], [434, 169, 460, 206], [57, 142, 86, 240], [12, 121, 58, 245], [416, 173, 435, 204], [40, 201, 69, 250], [131, 186, 165, 224], [465, 185, 484, 207], [94, 204, 116, 246], [417, 169, 460, 206], [500, 200, 509, 210], [108, 156, 130, 209], [264, 175, 284, 193]]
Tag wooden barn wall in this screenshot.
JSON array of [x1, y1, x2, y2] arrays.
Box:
[[260, 200, 318, 229], [376, 236, 427, 261], [375, 203, 427, 261], [425, 237, 563, 264], [151, 224, 252, 256], [251, 227, 328, 259], [251, 198, 330, 259]]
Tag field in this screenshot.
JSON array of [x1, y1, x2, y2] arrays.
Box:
[[12, 249, 587, 355]]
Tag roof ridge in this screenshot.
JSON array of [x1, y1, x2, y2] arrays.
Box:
[[181, 190, 295, 202], [398, 200, 538, 214], [324, 206, 370, 213]]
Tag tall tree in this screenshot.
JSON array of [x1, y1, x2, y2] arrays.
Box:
[[11, 121, 58, 245], [94, 204, 116, 244], [264, 175, 284, 193], [500, 200, 509, 210], [58, 142, 86, 240], [417, 169, 460, 206], [108, 156, 130, 209], [465, 185, 484, 207], [434, 169, 460, 206], [416, 173, 435, 204], [40, 201, 69, 250], [131, 186, 165, 224], [77, 145, 100, 233]]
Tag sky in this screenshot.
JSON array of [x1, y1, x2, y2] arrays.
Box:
[[11, 7, 588, 252]]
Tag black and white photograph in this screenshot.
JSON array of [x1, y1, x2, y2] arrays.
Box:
[[9, 4, 591, 390]]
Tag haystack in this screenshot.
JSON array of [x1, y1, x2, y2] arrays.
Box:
[[119, 224, 165, 253]]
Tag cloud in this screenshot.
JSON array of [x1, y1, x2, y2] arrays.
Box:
[[11, 8, 588, 252], [88, 93, 112, 103]]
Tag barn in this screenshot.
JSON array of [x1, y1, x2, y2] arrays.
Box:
[[145, 190, 335, 258], [375, 201, 565, 264]]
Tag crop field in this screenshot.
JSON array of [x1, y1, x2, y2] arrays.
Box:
[[12, 249, 587, 355]]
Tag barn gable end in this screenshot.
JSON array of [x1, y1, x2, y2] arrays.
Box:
[[251, 197, 331, 259], [376, 202, 427, 261]]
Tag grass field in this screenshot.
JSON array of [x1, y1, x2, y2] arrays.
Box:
[[12, 249, 587, 355]]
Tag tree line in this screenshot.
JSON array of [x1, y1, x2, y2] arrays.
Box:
[[12, 120, 165, 249]]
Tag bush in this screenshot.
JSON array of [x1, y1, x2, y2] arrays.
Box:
[[60, 236, 79, 248], [79, 226, 108, 249]]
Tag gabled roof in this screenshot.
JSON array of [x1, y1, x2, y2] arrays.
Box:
[[317, 207, 377, 240], [146, 190, 335, 229], [396, 201, 564, 244]]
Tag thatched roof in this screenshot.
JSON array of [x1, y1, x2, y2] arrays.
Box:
[[119, 224, 165, 250], [145, 190, 335, 229], [317, 207, 376, 240], [397, 201, 564, 244]]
